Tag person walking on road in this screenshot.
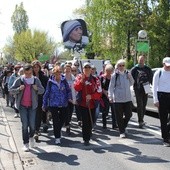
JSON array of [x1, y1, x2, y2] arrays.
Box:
[[100, 64, 117, 129], [8, 64, 22, 118], [74, 62, 102, 145], [152, 57, 170, 147], [42, 65, 72, 145], [32, 60, 49, 142], [108, 59, 134, 138], [131, 55, 153, 128], [9, 64, 45, 152]]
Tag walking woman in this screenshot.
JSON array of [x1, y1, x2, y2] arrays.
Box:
[[32, 60, 49, 141], [108, 59, 134, 138], [42, 65, 72, 145], [74, 62, 102, 145], [9, 64, 44, 151]]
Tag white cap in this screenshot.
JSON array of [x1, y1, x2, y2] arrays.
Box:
[[83, 62, 91, 68], [163, 57, 170, 66], [104, 60, 111, 65]]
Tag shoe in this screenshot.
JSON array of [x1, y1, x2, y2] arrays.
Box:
[[163, 141, 170, 147], [22, 143, 29, 152], [14, 113, 19, 118], [34, 133, 39, 142], [112, 125, 118, 130], [66, 127, 71, 135], [139, 122, 145, 128], [30, 137, 35, 148], [84, 140, 90, 146], [78, 121, 82, 127], [43, 124, 48, 133], [55, 138, 61, 145], [120, 133, 126, 138]]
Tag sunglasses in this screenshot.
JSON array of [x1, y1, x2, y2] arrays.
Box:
[[84, 66, 91, 69], [71, 70, 76, 72], [119, 65, 125, 67]]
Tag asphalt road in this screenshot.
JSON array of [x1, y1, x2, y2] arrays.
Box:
[[1, 97, 170, 170]]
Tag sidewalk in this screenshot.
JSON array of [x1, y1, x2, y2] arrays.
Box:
[[0, 97, 23, 170]]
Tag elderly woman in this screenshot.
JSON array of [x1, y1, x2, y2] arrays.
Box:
[[42, 65, 72, 145], [108, 59, 134, 138], [100, 64, 117, 129]]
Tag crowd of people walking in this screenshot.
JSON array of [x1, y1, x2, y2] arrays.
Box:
[[0, 55, 170, 151]]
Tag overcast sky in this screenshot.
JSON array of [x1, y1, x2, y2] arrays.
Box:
[[0, 0, 85, 50]]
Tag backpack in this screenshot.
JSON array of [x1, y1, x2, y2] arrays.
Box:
[[136, 70, 148, 89], [20, 77, 36, 85]]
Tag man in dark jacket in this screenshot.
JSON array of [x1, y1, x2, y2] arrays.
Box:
[[131, 55, 153, 128]]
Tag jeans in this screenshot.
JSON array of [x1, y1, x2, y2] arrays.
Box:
[[19, 105, 36, 144], [114, 102, 132, 134], [134, 89, 148, 123], [49, 107, 67, 138], [79, 106, 95, 142], [158, 92, 170, 141]]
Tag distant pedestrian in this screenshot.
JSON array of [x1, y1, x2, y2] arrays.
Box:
[[42, 65, 72, 145], [9, 64, 45, 152], [108, 59, 134, 138], [2, 69, 12, 107], [8, 64, 22, 118], [74, 62, 102, 145], [131, 55, 153, 128], [152, 57, 170, 147]]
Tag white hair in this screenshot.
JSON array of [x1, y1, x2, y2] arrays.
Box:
[[116, 59, 126, 66]]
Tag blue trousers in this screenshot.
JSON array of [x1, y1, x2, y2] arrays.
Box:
[[19, 105, 36, 144]]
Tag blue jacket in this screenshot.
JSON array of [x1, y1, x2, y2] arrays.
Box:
[[42, 76, 71, 108]]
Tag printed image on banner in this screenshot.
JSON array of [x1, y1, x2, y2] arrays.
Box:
[[61, 19, 89, 51]]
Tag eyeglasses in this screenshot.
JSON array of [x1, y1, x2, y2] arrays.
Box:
[[84, 66, 91, 69], [71, 70, 76, 72], [119, 65, 125, 67]]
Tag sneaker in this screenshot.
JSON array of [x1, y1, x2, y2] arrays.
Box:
[[120, 133, 126, 138], [78, 121, 82, 127], [14, 113, 19, 118], [55, 138, 61, 145], [84, 140, 90, 146], [139, 122, 145, 128], [22, 143, 29, 152], [66, 127, 71, 135], [163, 141, 170, 147], [30, 137, 35, 148]]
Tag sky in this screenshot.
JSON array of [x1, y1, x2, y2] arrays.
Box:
[[0, 0, 85, 50]]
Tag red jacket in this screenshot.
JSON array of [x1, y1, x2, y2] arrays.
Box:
[[74, 74, 102, 109]]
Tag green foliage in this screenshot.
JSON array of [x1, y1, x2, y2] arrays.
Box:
[[11, 2, 29, 34], [74, 0, 170, 67], [4, 30, 56, 63]]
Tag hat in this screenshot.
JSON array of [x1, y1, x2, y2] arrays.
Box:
[[104, 60, 111, 65], [163, 57, 170, 66], [83, 62, 91, 68], [63, 20, 81, 42]]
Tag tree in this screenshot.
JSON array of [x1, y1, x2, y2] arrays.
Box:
[[11, 2, 29, 34], [4, 29, 56, 63]]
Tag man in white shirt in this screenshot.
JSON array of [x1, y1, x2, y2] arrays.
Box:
[[152, 57, 170, 147]]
